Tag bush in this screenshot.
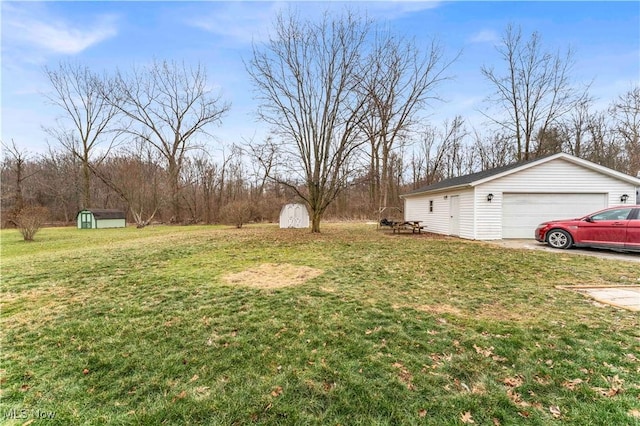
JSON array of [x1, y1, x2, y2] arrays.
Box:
[[14, 205, 49, 241], [220, 200, 253, 228]]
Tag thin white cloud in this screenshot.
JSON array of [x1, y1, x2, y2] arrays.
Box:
[[185, 1, 443, 45], [364, 0, 442, 20], [469, 29, 499, 44], [2, 3, 118, 56], [186, 2, 284, 45]]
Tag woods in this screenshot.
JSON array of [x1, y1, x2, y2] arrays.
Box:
[[2, 14, 639, 230]]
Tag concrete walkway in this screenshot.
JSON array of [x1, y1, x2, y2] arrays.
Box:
[[558, 286, 640, 312]]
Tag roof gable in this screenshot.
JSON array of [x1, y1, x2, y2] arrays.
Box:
[[402, 153, 640, 197]]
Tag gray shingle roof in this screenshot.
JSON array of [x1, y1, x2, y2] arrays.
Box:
[[403, 155, 549, 196], [78, 209, 126, 220]]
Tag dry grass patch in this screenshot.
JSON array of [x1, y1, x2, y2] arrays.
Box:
[[1, 285, 82, 329], [410, 302, 539, 323], [222, 263, 323, 289], [414, 303, 463, 316]]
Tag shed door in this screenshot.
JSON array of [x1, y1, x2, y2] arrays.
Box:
[[449, 195, 460, 236], [502, 193, 607, 239], [80, 212, 93, 229]]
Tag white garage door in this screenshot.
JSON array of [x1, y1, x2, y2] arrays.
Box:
[[502, 193, 607, 239]]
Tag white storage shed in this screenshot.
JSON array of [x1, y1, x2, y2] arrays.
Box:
[[279, 203, 310, 229], [76, 209, 127, 229]]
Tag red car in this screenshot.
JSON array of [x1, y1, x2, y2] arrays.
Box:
[[535, 206, 640, 252]]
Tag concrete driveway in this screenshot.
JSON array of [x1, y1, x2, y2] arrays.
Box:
[[487, 239, 640, 263], [485, 239, 640, 311]]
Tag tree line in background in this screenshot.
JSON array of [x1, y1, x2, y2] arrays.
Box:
[[2, 11, 639, 233]]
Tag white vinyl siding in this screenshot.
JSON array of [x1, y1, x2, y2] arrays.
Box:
[[95, 218, 126, 229], [404, 193, 449, 235], [404, 189, 474, 237]]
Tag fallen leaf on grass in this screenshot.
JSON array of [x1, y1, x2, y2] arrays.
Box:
[[471, 382, 487, 395], [562, 379, 583, 390], [418, 409, 427, 418], [392, 362, 415, 390], [549, 405, 561, 418], [503, 376, 523, 387], [456, 379, 470, 392], [460, 411, 475, 424], [562, 378, 583, 390], [271, 386, 283, 397], [323, 382, 335, 391], [189, 374, 199, 383], [592, 375, 625, 397], [492, 418, 501, 426], [507, 388, 530, 407], [629, 409, 640, 418], [171, 390, 187, 402], [534, 375, 551, 385], [473, 344, 494, 358]]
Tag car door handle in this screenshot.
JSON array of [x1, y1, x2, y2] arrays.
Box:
[[611, 222, 625, 226]]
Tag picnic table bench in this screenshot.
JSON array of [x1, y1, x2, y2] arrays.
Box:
[[380, 219, 426, 234]]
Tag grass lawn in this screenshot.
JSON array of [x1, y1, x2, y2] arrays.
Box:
[[1, 223, 639, 425]]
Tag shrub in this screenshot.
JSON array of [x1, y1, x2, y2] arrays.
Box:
[[220, 200, 253, 228], [14, 205, 49, 241]]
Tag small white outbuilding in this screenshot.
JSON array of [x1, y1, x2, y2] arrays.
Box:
[[279, 203, 309, 229], [76, 209, 126, 229], [401, 153, 640, 240]]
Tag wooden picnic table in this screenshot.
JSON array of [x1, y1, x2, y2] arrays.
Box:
[[391, 220, 426, 234]]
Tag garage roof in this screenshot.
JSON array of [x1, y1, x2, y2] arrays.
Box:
[[402, 153, 640, 197]]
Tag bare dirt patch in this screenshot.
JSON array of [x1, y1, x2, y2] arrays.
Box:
[[222, 263, 323, 289]]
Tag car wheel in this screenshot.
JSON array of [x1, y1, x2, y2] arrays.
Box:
[[547, 229, 573, 249]]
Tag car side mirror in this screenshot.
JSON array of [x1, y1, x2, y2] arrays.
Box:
[[584, 216, 593, 223]]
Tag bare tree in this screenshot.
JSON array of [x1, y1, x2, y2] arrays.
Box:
[[90, 140, 166, 228], [247, 10, 372, 232], [410, 116, 469, 188], [561, 97, 594, 158], [186, 152, 221, 224], [1, 141, 49, 230], [36, 148, 82, 222], [1, 140, 34, 218], [108, 60, 230, 222], [481, 25, 586, 161], [472, 131, 516, 171], [583, 111, 625, 170], [609, 85, 640, 176], [359, 30, 455, 215], [44, 62, 118, 208]]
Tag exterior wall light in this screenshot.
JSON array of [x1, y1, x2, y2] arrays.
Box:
[[620, 194, 629, 203], [487, 193, 494, 202]]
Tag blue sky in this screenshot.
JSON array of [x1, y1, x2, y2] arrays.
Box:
[[2, 1, 639, 155]]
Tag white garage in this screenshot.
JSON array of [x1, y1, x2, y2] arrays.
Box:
[[401, 153, 640, 240]]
